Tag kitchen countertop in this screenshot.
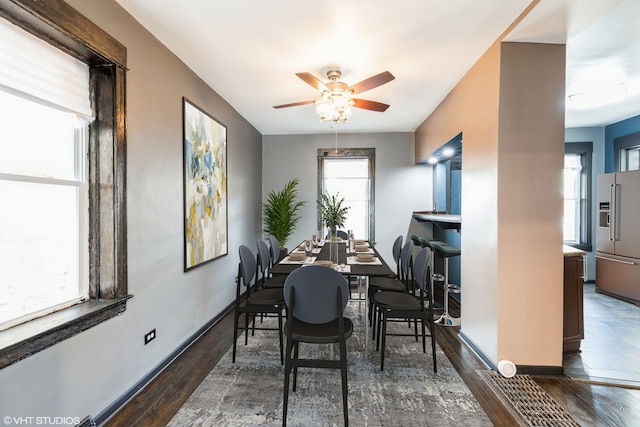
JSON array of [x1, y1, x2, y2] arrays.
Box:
[[412, 211, 461, 230], [563, 245, 586, 257]]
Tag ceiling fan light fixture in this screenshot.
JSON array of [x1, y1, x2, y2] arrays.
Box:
[[315, 91, 352, 123], [275, 69, 394, 123]]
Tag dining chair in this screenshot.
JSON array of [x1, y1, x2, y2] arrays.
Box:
[[282, 265, 353, 427], [369, 239, 414, 336], [269, 235, 282, 265], [367, 235, 405, 321], [257, 239, 286, 289], [372, 246, 437, 372], [233, 245, 285, 364]]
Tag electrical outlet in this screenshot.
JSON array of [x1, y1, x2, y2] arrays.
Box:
[[144, 329, 156, 345]]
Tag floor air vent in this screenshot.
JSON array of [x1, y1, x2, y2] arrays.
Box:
[[76, 416, 96, 427], [478, 370, 580, 426]]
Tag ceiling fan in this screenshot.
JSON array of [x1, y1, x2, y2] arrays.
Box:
[[273, 69, 395, 122]]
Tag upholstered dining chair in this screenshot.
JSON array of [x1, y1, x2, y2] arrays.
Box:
[[282, 265, 353, 427], [369, 239, 414, 337], [269, 234, 282, 265], [367, 235, 405, 319], [372, 246, 437, 372], [257, 239, 286, 289], [233, 245, 285, 364]]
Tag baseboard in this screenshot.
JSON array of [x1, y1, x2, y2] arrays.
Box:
[[458, 331, 495, 370], [94, 300, 235, 425], [516, 365, 564, 376], [458, 331, 564, 377]]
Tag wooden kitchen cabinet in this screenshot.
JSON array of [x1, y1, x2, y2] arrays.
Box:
[[563, 246, 585, 353]]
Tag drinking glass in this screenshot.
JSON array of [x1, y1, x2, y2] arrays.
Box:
[[304, 239, 313, 257]]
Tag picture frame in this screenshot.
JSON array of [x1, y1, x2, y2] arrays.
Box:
[[183, 97, 228, 271]]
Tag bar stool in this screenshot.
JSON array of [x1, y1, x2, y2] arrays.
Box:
[[418, 237, 443, 312], [429, 241, 461, 327]]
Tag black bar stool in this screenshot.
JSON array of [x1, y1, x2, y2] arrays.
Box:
[[418, 237, 444, 312], [429, 241, 461, 326]]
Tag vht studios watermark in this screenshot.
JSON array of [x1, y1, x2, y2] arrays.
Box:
[[3, 416, 81, 426]]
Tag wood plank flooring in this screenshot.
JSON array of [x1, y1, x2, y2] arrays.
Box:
[[104, 286, 640, 427]]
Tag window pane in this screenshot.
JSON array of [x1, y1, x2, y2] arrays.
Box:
[[563, 153, 582, 243], [0, 90, 77, 180], [563, 199, 578, 242], [0, 180, 83, 327], [324, 159, 368, 178], [322, 158, 371, 239], [624, 146, 640, 171]]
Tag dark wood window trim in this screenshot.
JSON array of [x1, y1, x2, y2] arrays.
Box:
[[0, 0, 130, 369]]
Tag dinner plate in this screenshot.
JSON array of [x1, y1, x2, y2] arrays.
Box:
[[355, 245, 369, 252], [288, 253, 306, 261], [356, 254, 375, 262]]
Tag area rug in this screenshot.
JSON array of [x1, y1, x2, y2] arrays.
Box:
[[168, 303, 491, 427]]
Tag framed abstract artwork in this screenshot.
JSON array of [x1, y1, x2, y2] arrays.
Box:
[[183, 97, 228, 271]]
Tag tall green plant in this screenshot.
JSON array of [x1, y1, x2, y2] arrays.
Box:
[[318, 192, 350, 231], [262, 178, 306, 250]]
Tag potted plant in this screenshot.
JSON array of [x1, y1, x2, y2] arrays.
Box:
[[262, 178, 306, 252], [318, 191, 350, 240]]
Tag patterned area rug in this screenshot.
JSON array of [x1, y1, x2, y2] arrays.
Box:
[[168, 302, 491, 427]]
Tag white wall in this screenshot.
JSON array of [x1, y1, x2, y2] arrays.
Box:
[[0, 0, 263, 420], [262, 132, 432, 264], [565, 127, 606, 281]]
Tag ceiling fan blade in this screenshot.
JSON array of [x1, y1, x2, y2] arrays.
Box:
[[273, 100, 316, 109], [296, 72, 328, 91], [348, 71, 395, 95], [352, 98, 390, 112]]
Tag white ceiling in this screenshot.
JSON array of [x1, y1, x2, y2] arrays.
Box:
[[115, 0, 639, 135]]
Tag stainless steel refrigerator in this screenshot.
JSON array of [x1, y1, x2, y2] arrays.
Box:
[[595, 169, 640, 305]]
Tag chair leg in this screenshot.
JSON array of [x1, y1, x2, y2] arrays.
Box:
[[340, 337, 349, 427], [283, 336, 293, 427], [232, 310, 240, 363], [421, 318, 426, 353], [278, 308, 284, 365], [380, 311, 388, 371], [375, 308, 383, 352], [292, 341, 299, 392], [429, 304, 437, 373], [244, 313, 251, 345]]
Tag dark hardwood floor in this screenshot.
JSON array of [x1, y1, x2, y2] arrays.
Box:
[[104, 285, 640, 427]]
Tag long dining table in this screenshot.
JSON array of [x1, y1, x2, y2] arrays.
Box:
[[271, 239, 394, 276], [270, 239, 395, 352]]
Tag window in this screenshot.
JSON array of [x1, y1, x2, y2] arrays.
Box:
[[0, 0, 128, 370], [0, 91, 88, 330], [614, 132, 640, 172], [620, 145, 640, 171], [318, 148, 375, 241], [563, 143, 592, 251]]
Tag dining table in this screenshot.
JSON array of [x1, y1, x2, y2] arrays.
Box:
[[271, 239, 395, 352]]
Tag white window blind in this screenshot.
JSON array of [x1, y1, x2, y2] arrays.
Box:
[[0, 17, 92, 118]]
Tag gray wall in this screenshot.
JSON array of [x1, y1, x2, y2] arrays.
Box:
[[565, 127, 606, 281], [0, 0, 262, 419], [262, 132, 432, 265]]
